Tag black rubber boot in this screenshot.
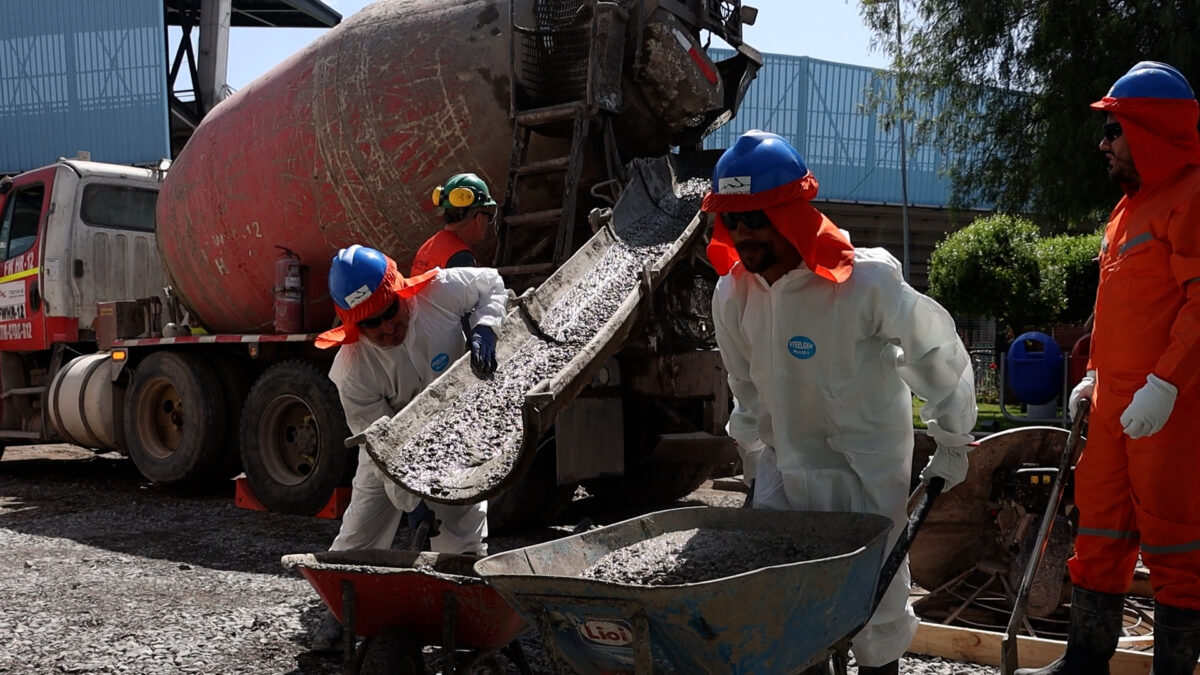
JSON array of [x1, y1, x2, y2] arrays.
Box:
[[1014, 586, 1125, 675], [857, 659, 899, 674], [1152, 602, 1200, 675], [309, 608, 343, 653]]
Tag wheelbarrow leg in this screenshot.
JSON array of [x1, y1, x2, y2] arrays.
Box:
[[341, 580, 357, 675], [500, 639, 533, 675], [441, 590, 458, 675]]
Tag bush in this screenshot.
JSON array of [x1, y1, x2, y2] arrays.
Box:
[[928, 214, 1056, 332], [1035, 231, 1102, 324]]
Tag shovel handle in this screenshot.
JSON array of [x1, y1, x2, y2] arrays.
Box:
[[875, 476, 945, 612]]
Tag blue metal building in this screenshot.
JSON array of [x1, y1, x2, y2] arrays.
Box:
[[0, 0, 170, 173], [708, 49, 963, 209]]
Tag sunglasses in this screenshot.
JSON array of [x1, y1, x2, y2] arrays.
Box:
[[1102, 122, 1123, 142], [357, 299, 401, 330], [720, 211, 773, 231]]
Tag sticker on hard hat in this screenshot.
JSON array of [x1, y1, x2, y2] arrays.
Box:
[[718, 176, 752, 194], [344, 285, 373, 309], [431, 353, 450, 372], [788, 336, 816, 359]]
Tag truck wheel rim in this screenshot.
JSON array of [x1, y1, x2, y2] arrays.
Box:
[[258, 394, 320, 487], [138, 378, 184, 459]]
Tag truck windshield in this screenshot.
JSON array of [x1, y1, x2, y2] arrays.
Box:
[[0, 185, 44, 260], [80, 184, 157, 232]]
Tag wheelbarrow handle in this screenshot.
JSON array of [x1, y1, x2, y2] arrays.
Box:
[[873, 476, 945, 613]]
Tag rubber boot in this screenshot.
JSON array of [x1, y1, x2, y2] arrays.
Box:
[[1014, 586, 1125, 675], [1152, 602, 1200, 675], [309, 608, 343, 653], [857, 660, 899, 675]]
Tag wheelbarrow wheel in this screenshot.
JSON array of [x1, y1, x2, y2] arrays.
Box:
[[356, 626, 424, 675]]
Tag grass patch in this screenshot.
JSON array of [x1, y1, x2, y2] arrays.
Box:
[[913, 397, 1061, 433]]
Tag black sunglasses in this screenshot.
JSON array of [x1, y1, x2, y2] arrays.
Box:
[[1102, 122, 1123, 142], [721, 211, 773, 231], [357, 299, 401, 329]]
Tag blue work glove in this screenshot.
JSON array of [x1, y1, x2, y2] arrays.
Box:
[[470, 325, 497, 375]]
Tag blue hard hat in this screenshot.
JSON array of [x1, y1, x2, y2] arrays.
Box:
[[1107, 61, 1195, 100], [329, 245, 389, 310], [711, 130, 809, 195]]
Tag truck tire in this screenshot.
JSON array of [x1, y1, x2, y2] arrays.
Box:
[[239, 360, 353, 515], [486, 435, 576, 534], [123, 351, 227, 485]]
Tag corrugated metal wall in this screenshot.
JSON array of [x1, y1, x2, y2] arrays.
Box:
[[706, 50, 972, 208], [0, 0, 169, 173]]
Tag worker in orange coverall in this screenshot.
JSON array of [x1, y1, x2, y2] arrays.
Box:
[[1018, 61, 1200, 675]]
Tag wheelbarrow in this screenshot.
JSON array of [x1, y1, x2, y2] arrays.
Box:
[[474, 491, 942, 675], [282, 549, 532, 675]]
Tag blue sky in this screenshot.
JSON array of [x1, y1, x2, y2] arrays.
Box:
[[222, 0, 890, 89]]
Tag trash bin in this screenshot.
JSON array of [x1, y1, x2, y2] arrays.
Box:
[[1007, 331, 1064, 406]]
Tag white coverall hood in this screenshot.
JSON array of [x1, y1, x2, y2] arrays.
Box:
[[328, 267, 508, 555], [712, 247, 976, 666]]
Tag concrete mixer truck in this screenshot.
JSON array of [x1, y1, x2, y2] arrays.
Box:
[[0, 0, 761, 527]]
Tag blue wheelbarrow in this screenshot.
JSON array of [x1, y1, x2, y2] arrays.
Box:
[[474, 484, 943, 675]]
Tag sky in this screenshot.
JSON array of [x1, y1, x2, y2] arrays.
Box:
[[221, 0, 891, 90]]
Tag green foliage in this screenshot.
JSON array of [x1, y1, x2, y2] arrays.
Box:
[[928, 214, 1055, 332], [859, 0, 1200, 226], [1035, 230, 1102, 323]]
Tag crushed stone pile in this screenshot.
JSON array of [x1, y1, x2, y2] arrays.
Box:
[[580, 527, 825, 586]]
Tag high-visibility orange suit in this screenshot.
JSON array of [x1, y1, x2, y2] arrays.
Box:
[[1020, 62, 1200, 675]]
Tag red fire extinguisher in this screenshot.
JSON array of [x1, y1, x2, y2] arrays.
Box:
[[273, 247, 306, 334]]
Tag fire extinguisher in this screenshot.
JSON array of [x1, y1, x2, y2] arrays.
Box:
[[273, 246, 306, 334]]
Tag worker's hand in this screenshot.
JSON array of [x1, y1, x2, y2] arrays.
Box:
[[1120, 374, 1176, 439], [1069, 370, 1096, 421], [920, 444, 972, 492], [922, 420, 975, 491], [470, 325, 497, 376]]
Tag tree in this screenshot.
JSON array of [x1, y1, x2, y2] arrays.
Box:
[[927, 213, 1056, 333], [1035, 230, 1102, 323], [860, 0, 1200, 228]]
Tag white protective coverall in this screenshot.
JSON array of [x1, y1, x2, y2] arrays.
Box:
[[328, 266, 508, 555], [712, 247, 976, 667]]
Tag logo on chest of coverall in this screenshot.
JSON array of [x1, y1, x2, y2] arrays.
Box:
[[431, 353, 450, 372], [788, 335, 816, 359]]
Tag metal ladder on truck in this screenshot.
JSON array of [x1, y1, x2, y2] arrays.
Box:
[[495, 0, 633, 282]]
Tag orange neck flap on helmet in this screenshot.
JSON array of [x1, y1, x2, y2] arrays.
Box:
[[1091, 96, 1200, 190], [315, 259, 438, 349], [701, 172, 855, 283]]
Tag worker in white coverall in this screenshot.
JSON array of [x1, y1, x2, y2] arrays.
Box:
[[703, 130, 978, 675], [307, 244, 507, 650]]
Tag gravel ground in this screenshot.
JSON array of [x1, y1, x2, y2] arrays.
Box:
[[0, 445, 999, 674]]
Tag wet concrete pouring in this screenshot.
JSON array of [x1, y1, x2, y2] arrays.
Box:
[[373, 179, 710, 500]]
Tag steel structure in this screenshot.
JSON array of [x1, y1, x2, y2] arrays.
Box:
[[706, 50, 982, 210]]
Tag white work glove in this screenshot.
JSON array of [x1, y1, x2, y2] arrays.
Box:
[[1120, 374, 1177, 439], [1069, 370, 1095, 421], [921, 420, 975, 491], [737, 439, 769, 486]]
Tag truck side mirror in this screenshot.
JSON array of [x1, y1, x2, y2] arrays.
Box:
[[740, 5, 758, 26]]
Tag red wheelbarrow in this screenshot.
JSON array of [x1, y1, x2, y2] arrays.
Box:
[[282, 549, 531, 674]]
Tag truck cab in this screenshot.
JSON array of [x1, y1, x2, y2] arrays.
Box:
[[0, 159, 165, 447]]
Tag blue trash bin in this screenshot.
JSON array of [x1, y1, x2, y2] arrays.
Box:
[[1007, 331, 1064, 406]]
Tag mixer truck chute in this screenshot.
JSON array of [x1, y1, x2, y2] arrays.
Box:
[[2, 0, 761, 524]]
